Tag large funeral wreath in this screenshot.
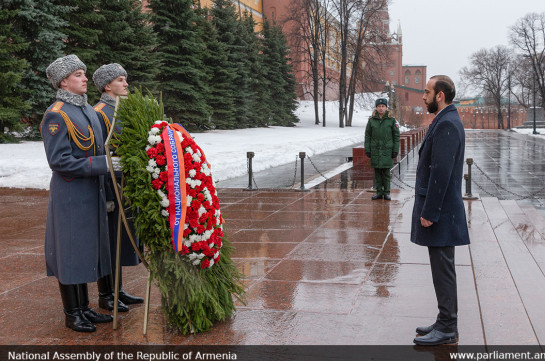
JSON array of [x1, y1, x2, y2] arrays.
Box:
[[113, 90, 245, 334]]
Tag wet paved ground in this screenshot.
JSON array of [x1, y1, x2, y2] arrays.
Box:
[[1, 130, 545, 348]]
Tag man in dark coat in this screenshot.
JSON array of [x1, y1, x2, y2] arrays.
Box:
[[92, 63, 143, 312], [42, 54, 116, 332], [411, 75, 470, 346], [364, 98, 400, 200]]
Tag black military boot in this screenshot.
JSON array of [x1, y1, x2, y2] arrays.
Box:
[[78, 283, 113, 323], [97, 275, 129, 312], [118, 271, 144, 305], [58, 282, 95, 332]]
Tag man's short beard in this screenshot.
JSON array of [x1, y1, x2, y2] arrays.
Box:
[[427, 97, 438, 113]]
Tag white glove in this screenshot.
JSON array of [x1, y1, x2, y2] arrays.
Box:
[[111, 156, 122, 172], [106, 201, 115, 213]]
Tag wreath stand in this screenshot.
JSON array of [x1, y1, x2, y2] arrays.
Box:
[[104, 97, 152, 335]]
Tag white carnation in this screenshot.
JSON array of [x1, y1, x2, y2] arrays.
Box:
[[208, 259, 215, 267], [186, 196, 192, 207], [192, 259, 201, 266], [146, 165, 155, 173], [198, 206, 206, 217], [145, 145, 151, 151], [154, 120, 165, 125], [192, 153, 201, 162], [148, 159, 157, 167], [161, 209, 169, 217], [160, 198, 169, 208], [185, 146, 193, 154], [188, 169, 197, 178], [152, 172, 159, 179], [150, 127, 160, 135]]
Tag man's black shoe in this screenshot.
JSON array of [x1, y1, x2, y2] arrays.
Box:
[[416, 324, 459, 337], [416, 324, 434, 336], [413, 329, 458, 346], [371, 194, 383, 200], [384, 194, 391, 200], [119, 289, 144, 305]]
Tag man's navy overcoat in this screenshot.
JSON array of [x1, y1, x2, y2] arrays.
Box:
[[410, 104, 470, 247]]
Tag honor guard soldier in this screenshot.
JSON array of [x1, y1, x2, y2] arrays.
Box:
[[42, 54, 118, 332], [93, 64, 144, 312]]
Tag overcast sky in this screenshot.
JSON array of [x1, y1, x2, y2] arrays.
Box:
[[389, 0, 545, 94]]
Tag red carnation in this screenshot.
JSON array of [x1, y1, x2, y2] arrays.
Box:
[[215, 254, 221, 263], [147, 147, 157, 158], [188, 189, 198, 198], [156, 155, 166, 166], [183, 228, 191, 237], [156, 143, 165, 153], [152, 179, 163, 190], [197, 193, 205, 202], [196, 225, 205, 234], [189, 219, 199, 229], [201, 258, 210, 269], [159, 171, 168, 182], [181, 245, 189, 255], [184, 153, 192, 163]]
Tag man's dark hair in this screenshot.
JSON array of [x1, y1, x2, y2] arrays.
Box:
[[431, 75, 456, 104]]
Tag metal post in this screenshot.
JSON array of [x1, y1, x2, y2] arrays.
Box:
[[246, 152, 255, 191], [463, 158, 478, 200], [298, 152, 309, 191], [507, 74, 511, 130], [533, 70, 538, 134]]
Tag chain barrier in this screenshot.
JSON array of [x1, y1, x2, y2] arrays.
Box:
[[290, 155, 298, 188], [471, 161, 545, 200], [307, 155, 329, 180], [391, 171, 415, 190], [246, 157, 259, 190]]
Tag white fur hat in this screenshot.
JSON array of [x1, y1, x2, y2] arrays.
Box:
[[92, 63, 128, 93], [46, 55, 86, 89]]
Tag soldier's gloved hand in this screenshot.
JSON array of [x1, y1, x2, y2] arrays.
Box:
[[111, 156, 122, 172], [365, 152, 371, 158], [392, 152, 398, 158], [106, 201, 115, 213]]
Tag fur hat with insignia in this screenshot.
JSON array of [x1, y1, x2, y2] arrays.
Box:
[[375, 98, 388, 107], [46, 54, 87, 89], [92, 63, 128, 93]]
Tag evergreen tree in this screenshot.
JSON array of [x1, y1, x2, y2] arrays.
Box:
[[50, 0, 104, 100], [9, 0, 69, 129], [235, 11, 261, 128], [240, 11, 269, 127], [95, 0, 159, 95], [149, 0, 211, 129], [208, 0, 242, 129], [261, 19, 298, 126], [0, 6, 29, 142], [196, 6, 234, 129]]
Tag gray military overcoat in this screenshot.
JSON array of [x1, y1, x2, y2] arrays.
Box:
[[95, 99, 140, 267], [41, 100, 111, 284]]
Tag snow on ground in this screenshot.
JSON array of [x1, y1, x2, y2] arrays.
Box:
[[511, 128, 545, 138], [0, 100, 376, 190]]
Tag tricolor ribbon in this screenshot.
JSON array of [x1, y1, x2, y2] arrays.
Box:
[[162, 124, 190, 253]]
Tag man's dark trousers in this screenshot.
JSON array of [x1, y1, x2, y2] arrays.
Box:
[[428, 246, 457, 333], [373, 168, 391, 196]]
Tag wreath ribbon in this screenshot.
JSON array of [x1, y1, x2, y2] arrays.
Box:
[[163, 124, 188, 252]]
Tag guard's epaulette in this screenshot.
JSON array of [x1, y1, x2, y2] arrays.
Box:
[[94, 103, 106, 112], [51, 101, 64, 113]]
